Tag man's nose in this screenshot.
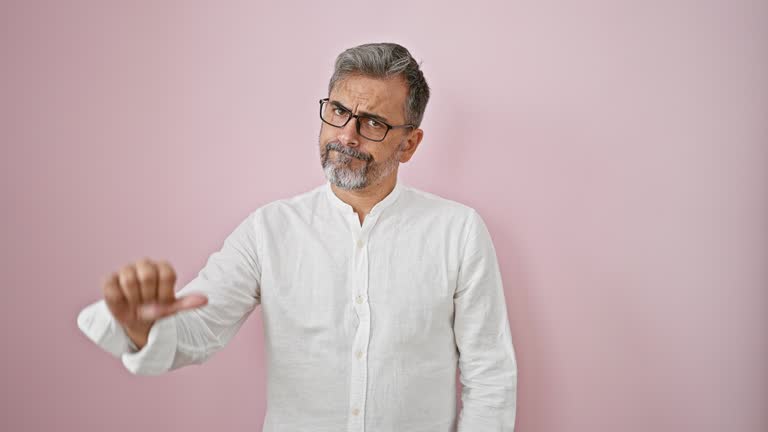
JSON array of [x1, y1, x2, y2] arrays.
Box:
[[336, 117, 360, 147]]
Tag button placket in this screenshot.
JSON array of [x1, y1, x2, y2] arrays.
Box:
[[347, 216, 374, 431]]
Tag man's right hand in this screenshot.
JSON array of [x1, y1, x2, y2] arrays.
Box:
[[102, 258, 208, 350]]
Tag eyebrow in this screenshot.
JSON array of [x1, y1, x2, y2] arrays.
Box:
[[329, 99, 391, 124]]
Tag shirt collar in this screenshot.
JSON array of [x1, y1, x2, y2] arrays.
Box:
[[324, 180, 403, 216]]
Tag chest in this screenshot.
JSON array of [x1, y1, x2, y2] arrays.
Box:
[[258, 215, 462, 323]]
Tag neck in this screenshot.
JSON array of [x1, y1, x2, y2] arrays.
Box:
[[330, 173, 397, 224]]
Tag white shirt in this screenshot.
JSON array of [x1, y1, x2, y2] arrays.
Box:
[[77, 180, 518, 431]]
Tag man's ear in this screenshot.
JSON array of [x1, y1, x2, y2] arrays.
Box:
[[399, 128, 424, 163]]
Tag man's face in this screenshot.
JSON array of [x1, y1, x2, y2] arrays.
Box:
[[319, 74, 419, 190]]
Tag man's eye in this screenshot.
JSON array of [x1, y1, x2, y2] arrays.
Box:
[[366, 118, 382, 128], [333, 108, 346, 116]]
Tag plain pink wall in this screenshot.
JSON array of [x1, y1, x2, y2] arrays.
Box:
[[1, 1, 766, 431]]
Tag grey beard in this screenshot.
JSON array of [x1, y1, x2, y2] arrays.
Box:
[[323, 156, 369, 190], [320, 141, 403, 190]]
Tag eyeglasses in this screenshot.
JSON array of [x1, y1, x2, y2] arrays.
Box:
[[319, 98, 415, 142]]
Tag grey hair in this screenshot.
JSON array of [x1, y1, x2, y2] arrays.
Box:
[[328, 42, 430, 128]]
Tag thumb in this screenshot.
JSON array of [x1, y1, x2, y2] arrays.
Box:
[[139, 294, 208, 321]]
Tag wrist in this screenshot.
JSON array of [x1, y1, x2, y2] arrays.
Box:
[[123, 322, 152, 349]]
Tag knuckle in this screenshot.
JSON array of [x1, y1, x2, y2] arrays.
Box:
[[157, 261, 177, 283], [135, 263, 158, 285], [118, 268, 138, 288], [135, 257, 155, 270], [101, 272, 117, 289]]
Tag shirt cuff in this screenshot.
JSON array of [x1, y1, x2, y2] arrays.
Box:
[[77, 298, 178, 375], [76, 299, 133, 358]]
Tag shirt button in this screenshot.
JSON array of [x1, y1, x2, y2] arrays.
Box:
[[356, 295, 364, 304], [352, 408, 360, 416], [356, 239, 364, 248], [356, 350, 364, 359]]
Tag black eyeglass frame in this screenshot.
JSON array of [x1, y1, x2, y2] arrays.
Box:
[[319, 98, 415, 142]]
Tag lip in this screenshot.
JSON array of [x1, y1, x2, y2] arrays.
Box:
[[332, 150, 360, 161]]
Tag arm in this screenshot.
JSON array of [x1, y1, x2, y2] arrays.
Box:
[[454, 210, 518, 431], [76, 211, 263, 375]]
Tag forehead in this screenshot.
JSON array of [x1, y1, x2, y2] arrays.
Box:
[[329, 75, 408, 122]]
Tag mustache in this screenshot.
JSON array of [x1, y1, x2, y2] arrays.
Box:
[[325, 141, 372, 162]]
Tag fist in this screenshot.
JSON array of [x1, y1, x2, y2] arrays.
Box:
[[102, 258, 208, 331]]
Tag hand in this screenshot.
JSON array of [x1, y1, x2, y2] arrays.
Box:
[[101, 258, 208, 348]]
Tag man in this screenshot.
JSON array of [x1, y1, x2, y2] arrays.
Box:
[[77, 42, 518, 431]]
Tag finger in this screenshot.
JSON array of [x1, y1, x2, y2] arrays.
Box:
[[173, 294, 208, 312], [102, 273, 127, 308], [156, 260, 177, 305], [135, 258, 159, 305], [139, 294, 208, 321], [118, 265, 142, 307]]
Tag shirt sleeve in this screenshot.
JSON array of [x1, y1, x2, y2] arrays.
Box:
[[76, 210, 263, 376], [454, 209, 518, 431]]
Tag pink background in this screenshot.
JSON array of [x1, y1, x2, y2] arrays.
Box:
[[2, 1, 766, 431]]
